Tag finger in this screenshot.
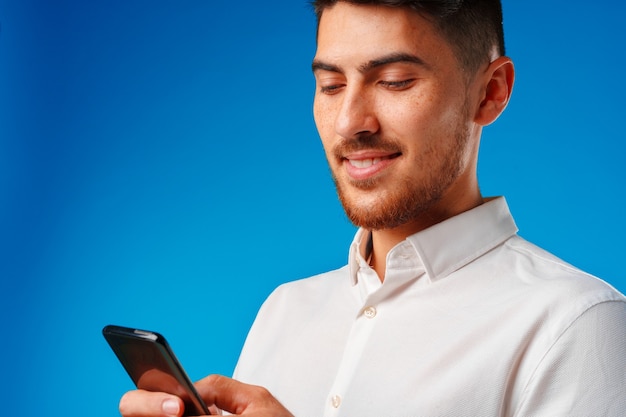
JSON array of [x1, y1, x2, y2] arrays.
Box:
[[195, 375, 291, 416], [197, 374, 263, 414], [195, 375, 239, 413], [187, 405, 223, 416], [119, 389, 184, 417]]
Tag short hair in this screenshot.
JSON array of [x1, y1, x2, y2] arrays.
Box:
[[311, 0, 506, 74]]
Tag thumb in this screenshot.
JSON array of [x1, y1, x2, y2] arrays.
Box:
[[119, 389, 184, 417]]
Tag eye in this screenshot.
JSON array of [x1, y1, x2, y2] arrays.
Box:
[[319, 83, 345, 95], [379, 79, 415, 90]]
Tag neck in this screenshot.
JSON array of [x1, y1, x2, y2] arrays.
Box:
[[368, 191, 484, 282]]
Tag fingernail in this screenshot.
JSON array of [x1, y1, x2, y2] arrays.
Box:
[[162, 399, 180, 416]]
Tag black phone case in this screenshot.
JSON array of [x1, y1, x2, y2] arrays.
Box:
[[102, 324, 211, 416]]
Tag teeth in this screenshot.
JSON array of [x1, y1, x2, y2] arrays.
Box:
[[349, 158, 382, 168]]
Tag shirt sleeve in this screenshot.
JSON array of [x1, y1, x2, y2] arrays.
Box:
[[514, 300, 626, 417]]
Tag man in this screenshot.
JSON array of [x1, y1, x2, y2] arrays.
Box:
[[120, 1, 626, 416]]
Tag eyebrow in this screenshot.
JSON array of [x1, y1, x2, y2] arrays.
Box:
[[312, 52, 429, 74]]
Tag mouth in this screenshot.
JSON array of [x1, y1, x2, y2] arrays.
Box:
[[346, 153, 401, 168], [341, 151, 402, 181]]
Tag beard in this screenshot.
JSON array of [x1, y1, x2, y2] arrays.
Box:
[[330, 111, 471, 231]]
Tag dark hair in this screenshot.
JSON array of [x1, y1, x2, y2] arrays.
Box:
[[311, 0, 505, 74]]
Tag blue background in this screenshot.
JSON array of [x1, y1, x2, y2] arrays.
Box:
[[1, 1, 624, 415]]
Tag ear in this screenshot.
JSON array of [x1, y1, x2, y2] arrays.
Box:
[[474, 56, 514, 126]]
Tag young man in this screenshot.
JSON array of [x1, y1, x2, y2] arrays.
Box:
[[120, 1, 626, 416]]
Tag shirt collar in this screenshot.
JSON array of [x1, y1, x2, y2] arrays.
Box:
[[348, 197, 518, 286]]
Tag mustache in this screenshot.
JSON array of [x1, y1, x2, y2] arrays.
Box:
[[332, 134, 405, 158]]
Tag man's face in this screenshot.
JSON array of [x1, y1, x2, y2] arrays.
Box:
[[313, 3, 484, 230]]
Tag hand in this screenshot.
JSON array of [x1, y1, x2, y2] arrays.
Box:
[[118, 375, 293, 417], [195, 374, 295, 417], [119, 389, 188, 417], [118, 389, 221, 417]]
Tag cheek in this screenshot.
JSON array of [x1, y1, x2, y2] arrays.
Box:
[[313, 98, 335, 146], [312, 98, 324, 131], [379, 96, 432, 142], [393, 91, 462, 140]]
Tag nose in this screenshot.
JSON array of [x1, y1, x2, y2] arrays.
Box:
[[334, 86, 379, 139]]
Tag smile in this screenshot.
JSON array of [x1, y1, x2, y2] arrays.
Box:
[[348, 155, 396, 168], [342, 152, 401, 181]]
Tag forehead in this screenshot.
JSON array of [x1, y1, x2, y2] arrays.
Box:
[[315, 2, 455, 67]]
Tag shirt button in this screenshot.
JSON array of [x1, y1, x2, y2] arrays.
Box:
[[331, 395, 342, 408], [363, 306, 377, 319]]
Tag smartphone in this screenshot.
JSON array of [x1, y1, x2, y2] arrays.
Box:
[[102, 324, 211, 416]]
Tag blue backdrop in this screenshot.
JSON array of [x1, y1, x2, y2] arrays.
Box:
[[1, 1, 624, 416]]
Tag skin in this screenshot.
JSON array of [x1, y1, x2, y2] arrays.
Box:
[[313, 3, 514, 280], [119, 375, 294, 416], [118, 2, 514, 416]]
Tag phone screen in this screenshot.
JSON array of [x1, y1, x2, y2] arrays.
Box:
[[103, 325, 211, 416]]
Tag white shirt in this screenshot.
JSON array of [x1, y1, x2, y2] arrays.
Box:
[[233, 197, 626, 417]]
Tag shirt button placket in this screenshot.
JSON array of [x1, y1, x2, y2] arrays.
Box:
[[363, 306, 377, 319], [331, 394, 342, 409]]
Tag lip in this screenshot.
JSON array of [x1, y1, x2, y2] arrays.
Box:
[[342, 150, 401, 181]]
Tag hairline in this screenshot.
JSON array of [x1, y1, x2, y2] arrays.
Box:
[[312, 1, 501, 78]]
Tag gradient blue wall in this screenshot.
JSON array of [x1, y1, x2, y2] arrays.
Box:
[[1, 1, 624, 416]]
